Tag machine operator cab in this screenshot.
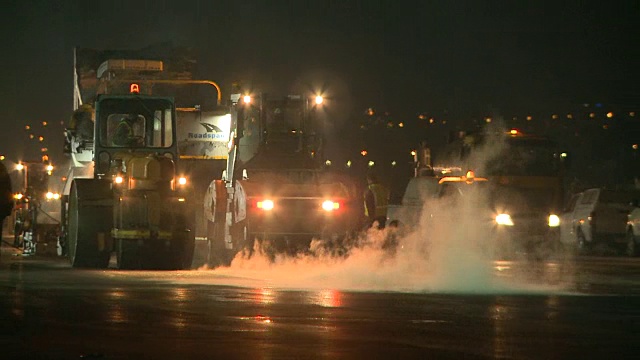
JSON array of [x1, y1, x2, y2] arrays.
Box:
[[94, 94, 178, 178]]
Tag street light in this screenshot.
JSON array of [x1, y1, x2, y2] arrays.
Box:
[[315, 95, 324, 105]]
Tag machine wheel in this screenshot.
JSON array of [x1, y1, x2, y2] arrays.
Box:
[[626, 230, 639, 257], [67, 180, 112, 269], [170, 230, 196, 270], [576, 230, 591, 256], [234, 221, 256, 257], [116, 239, 141, 270], [207, 219, 229, 267], [57, 196, 69, 256], [165, 212, 196, 270]]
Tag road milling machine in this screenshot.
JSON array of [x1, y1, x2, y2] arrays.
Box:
[[204, 93, 361, 266], [60, 56, 216, 269]]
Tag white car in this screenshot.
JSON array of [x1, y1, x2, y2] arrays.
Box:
[[626, 203, 640, 257], [559, 188, 639, 254]]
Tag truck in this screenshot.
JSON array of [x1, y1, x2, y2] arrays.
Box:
[[50, 45, 240, 268], [388, 128, 569, 258], [204, 93, 361, 266], [68, 46, 230, 246], [435, 128, 568, 255], [58, 56, 200, 269]]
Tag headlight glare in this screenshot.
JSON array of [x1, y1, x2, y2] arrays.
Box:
[[548, 214, 560, 227], [321, 200, 340, 211], [495, 213, 514, 226], [257, 199, 274, 211]]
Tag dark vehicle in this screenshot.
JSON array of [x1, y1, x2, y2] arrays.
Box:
[[434, 129, 567, 252], [205, 93, 361, 265]]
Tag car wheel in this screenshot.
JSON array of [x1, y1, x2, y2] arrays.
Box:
[[576, 230, 590, 256], [626, 230, 639, 257]]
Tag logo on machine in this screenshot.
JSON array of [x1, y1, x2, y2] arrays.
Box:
[[187, 123, 226, 140], [200, 123, 223, 133]]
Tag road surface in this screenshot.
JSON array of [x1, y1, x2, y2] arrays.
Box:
[[1, 236, 639, 359]]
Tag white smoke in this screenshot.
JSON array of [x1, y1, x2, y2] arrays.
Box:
[[188, 122, 575, 295]]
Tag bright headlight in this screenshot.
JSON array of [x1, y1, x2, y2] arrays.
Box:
[[321, 200, 340, 211], [14, 193, 23, 200], [548, 214, 560, 227], [178, 176, 187, 186], [114, 176, 124, 184], [257, 199, 274, 211], [46, 192, 60, 200], [495, 213, 514, 226]]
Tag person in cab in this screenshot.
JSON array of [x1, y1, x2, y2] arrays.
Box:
[[112, 114, 143, 147]]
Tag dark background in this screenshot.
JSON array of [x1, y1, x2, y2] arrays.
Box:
[[1, 0, 638, 193]]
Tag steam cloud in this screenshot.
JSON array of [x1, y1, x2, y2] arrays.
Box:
[[193, 122, 575, 295]]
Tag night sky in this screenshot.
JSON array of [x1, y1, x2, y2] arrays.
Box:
[[1, 0, 639, 164]]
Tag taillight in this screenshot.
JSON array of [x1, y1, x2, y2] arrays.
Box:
[[321, 200, 340, 212]]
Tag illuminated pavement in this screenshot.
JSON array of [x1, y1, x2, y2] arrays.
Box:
[[1, 238, 639, 359]]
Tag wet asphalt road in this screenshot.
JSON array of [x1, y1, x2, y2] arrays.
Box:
[[1, 239, 639, 360]]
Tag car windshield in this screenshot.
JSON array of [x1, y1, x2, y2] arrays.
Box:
[[98, 97, 174, 148], [490, 186, 557, 212]]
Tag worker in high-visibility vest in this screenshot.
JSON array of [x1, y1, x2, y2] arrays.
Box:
[[112, 114, 142, 147], [363, 172, 389, 229]]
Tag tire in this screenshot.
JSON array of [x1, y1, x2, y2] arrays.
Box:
[[626, 230, 639, 257], [207, 220, 229, 267], [169, 230, 195, 270], [576, 230, 591, 256], [178, 233, 196, 270], [116, 239, 141, 270], [57, 196, 68, 257], [235, 221, 255, 257], [67, 181, 112, 269]]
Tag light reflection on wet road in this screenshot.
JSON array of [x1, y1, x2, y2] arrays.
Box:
[[1, 243, 639, 359]]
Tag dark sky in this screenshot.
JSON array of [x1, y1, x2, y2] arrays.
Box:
[[1, 0, 639, 162]]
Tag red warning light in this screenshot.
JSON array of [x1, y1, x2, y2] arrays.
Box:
[[130, 83, 140, 94]]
